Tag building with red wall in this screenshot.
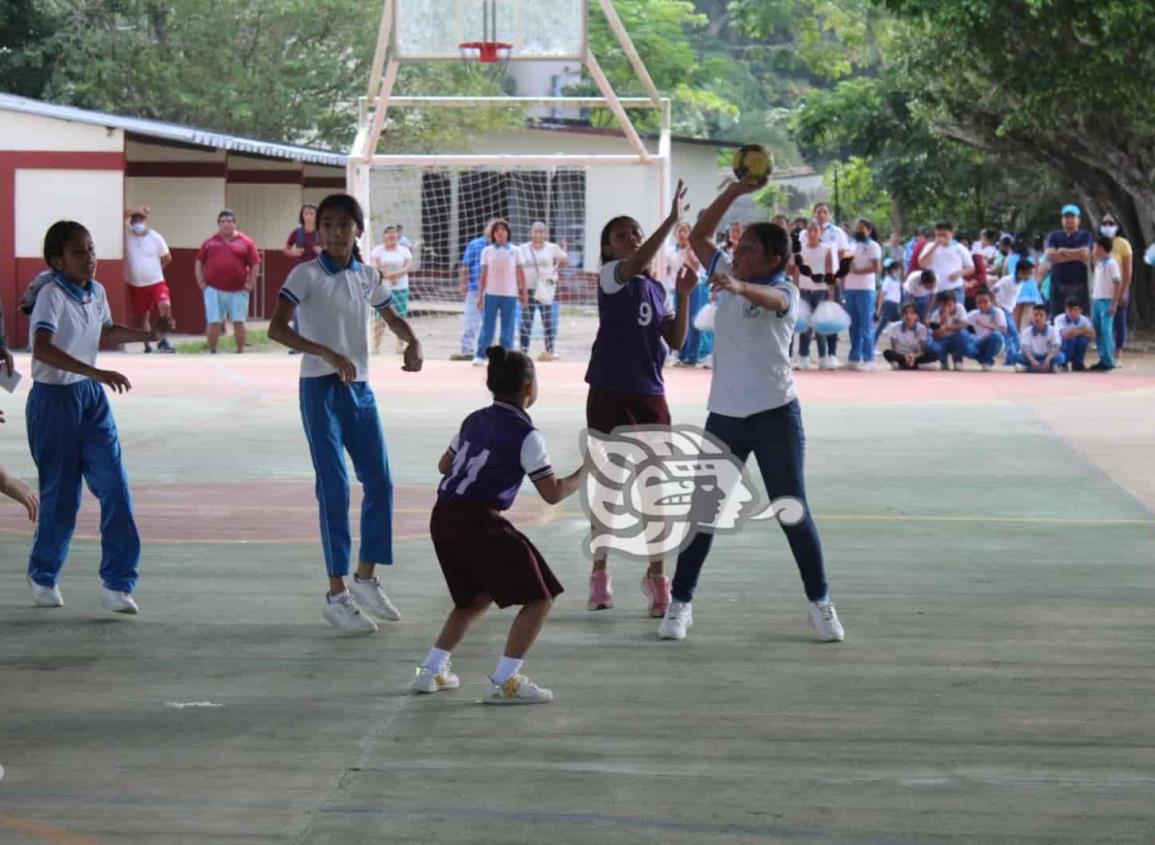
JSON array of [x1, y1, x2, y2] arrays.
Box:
[[1, 94, 346, 348]]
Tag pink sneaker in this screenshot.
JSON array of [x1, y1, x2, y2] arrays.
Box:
[[588, 570, 614, 611], [641, 573, 671, 618]]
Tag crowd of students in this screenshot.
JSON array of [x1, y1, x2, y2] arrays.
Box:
[[662, 203, 1137, 374]]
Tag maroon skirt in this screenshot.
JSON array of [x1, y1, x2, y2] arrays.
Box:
[[430, 497, 563, 609], [585, 386, 671, 435]]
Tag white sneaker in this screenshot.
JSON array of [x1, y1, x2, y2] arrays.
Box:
[[28, 577, 63, 608], [472, 358, 486, 367], [658, 600, 693, 640], [102, 588, 139, 615], [888, 361, 900, 370], [981, 363, 993, 372], [322, 592, 379, 634], [826, 356, 840, 369], [797, 356, 810, 371], [411, 663, 461, 694], [1014, 363, 1026, 373], [484, 673, 553, 705], [953, 360, 965, 371], [817, 356, 833, 371], [349, 575, 401, 621], [698, 356, 712, 369], [809, 600, 845, 642]]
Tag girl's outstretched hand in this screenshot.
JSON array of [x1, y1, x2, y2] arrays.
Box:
[[675, 264, 698, 299]]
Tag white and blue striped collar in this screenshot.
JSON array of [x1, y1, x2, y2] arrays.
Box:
[[52, 272, 96, 304], [316, 251, 361, 275]]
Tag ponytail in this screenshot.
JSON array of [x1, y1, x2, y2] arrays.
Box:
[[485, 346, 535, 398]]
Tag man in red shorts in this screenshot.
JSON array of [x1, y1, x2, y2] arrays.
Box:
[[124, 208, 175, 353]]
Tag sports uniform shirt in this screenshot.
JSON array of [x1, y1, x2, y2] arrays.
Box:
[[30, 274, 113, 385], [922, 241, 973, 296], [280, 252, 392, 382], [197, 232, 260, 291], [991, 275, 1020, 311], [124, 229, 169, 287], [707, 252, 797, 417], [585, 260, 670, 396], [843, 239, 882, 291], [966, 306, 1008, 340], [1053, 312, 1092, 337], [1021, 324, 1062, 357], [1092, 256, 1121, 300], [928, 306, 968, 334], [890, 321, 928, 356], [797, 240, 834, 291], [438, 402, 553, 510], [880, 276, 902, 304]]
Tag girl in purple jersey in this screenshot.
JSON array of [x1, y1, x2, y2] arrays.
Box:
[[584, 180, 698, 617], [415, 347, 583, 705]]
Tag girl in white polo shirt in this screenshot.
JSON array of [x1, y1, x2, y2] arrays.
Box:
[[26, 221, 172, 614], [659, 180, 844, 644], [268, 194, 423, 634], [473, 219, 527, 365]]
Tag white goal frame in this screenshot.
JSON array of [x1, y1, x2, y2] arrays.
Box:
[[347, 0, 671, 255]]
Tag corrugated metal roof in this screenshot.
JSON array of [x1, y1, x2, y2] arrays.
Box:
[[0, 94, 347, 167]]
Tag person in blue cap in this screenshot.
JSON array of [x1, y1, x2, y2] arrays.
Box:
[[1044, 205, 1093, 315]]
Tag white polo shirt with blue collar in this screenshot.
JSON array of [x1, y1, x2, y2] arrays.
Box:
[[706, 252, 797, 416], [280, 252, 392, 382], [30, 274, 113, 386]]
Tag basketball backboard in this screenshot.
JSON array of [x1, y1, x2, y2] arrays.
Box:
[[393, 0, 588, 61]]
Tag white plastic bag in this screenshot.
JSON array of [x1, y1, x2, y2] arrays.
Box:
[[813, 300, 851, 336], [693, 302, 716, 331], [794, 298, 812, 334]]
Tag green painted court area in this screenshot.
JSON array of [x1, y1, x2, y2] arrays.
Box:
[[1, 352, 1154, 844]]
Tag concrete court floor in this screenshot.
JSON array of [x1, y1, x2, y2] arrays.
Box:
[[0, 350, 1154, 845]]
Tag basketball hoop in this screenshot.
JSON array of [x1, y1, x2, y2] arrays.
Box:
[[457, 0, 512, 76]]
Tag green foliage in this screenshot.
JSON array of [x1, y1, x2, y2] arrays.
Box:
[[823, 156, 892, 229]]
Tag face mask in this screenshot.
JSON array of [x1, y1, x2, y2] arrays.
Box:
[[1100, 225, 1118, 237], [130, 222, 146, 235], [854, 231, 868, 242]]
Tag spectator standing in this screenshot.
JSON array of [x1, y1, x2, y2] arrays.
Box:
[[123, 208, 174, 353], [1088, 236, 1122, 371], [1099, 213, 1133, 365], [472, 220, 527, 364], [794, 219, 837, 370], [453, 221, 492, 361], [919, 221, 974, 308], [195, 210, 260, 354], [874, 259, 903, 348], [844, 218, 881, 370], [1044, 204, 1093, 314], [283, 203, 322, 355], [370, 226, 414, 355], [519, 222, 568, 361]]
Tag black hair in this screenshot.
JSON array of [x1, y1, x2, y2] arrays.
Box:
[[901, 302, 918, 315], [934, 220, 954, 232], [974, 286, 993, 299], [920, 269, 937, 287], [813, 201, 830, 213], [1032, 304, 1049, 313], [316, 193, 366, 262], [1064, 296, 1082, 309], [936, 290, 956, 304], [129, 211, 147, 223], [600, 215, 637, 263], [982, 228, 997, 241], [1096, 235, 1114, 253], [298, 203, 318, 226], [1017, 258, 1035, 274], [490, 219, 511, 241], [485, 346, 534, 398], [217, 208, 236, 222], [744, 222, 791, 273], [43, 220, 91, 267]]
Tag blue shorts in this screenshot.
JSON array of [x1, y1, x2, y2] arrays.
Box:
[[204, 287, 250, 323]]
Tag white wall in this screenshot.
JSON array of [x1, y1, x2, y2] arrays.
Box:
[[14, 169, 124, 259], [0, 111, 123, 152], [124, 177, 226, 249]]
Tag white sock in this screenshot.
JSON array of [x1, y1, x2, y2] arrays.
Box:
[[327, 590, 349, 604], [353, 574, 376, 584], [492, 656, 524, 685], [422, 647, 451, 673]]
